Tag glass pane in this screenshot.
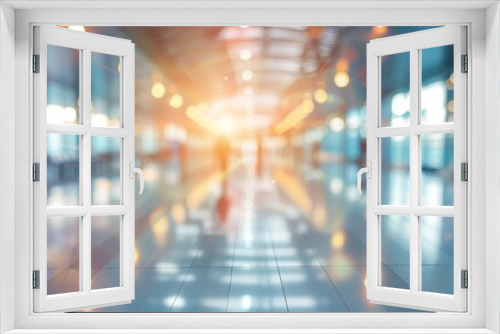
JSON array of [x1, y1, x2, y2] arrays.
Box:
[[91, 52, 121, 127], [381, 52, 410, 127], [91, 215, 121, 290], [47, 45, 80, 125], [47, 133, 80, 206], [47, 216, 80, 295], [421, 133, 454, 206], [421, 216, 454, 294], [421, 45, 454, 124], [91, 136, 121, 205], [381, 136, 410, 206], [380, 215, 410, 289]]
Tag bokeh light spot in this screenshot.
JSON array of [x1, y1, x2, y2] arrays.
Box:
[[239, 49, 252, 61], [330, 117, 345, 132], [151, 82, 166, 99], [169, 94, 184, 109], [314, 88, 328, 104], [242, 70, 253, 81], [334, 71, 350, 88]]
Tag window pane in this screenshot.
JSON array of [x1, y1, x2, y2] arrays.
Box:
[[91, 215, 121, 290], [380, 215, 410, 290], [421, 216, 454, 295], [47, 216, 80, 295], [91, 52, 121, 127], [421, 45, 454, 124], [381, 136, 410, 206], [91, 136, 121, 205], [47, 45, 80, 125], [381, 52, 410, 127], [47, 133, 80, 206], [421, 133, 454, 206]]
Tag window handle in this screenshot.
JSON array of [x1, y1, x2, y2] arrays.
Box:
[[357, 162, 372, 195], [129, 161, 144, 195]]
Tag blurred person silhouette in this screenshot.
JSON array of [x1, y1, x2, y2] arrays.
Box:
[[214, 135, 231, 172], [312, 141, 321, 169], [215, 181, 231, 224], [214, 135, 232, 224], [256, 135, 264, 177]]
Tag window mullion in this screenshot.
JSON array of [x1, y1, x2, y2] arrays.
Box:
[[82, 47, 92, 294], [409, 48, 420, 295]]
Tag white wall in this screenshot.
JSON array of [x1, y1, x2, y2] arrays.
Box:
[[0, 2, 16, 333], [485, 2, 500, 333]]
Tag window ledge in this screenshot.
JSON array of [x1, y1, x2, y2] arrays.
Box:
[[4, 329, 497, 334]]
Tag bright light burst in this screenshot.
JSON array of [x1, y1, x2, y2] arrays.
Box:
[[275, 98, 315, 134], [68, 26, 86, 32]]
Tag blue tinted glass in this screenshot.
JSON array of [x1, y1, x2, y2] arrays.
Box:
[[381, 215, 410, 290], [91, 215, 121, 290], [421, 45, 454, 124], [47, 216, 80, 295], [91, 52, 121, 127], [91, 136, 121, 205], [47, 133, 80, 206], [381, 136, 410, 205], [47, 45, 80, 124], [381, 52, 410, 127], [421, 216, 454, 294], [421, 133, 454, 206]]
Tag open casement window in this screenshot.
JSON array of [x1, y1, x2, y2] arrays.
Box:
[[33, 26, 141, 312], [363, 26, 467, 312]]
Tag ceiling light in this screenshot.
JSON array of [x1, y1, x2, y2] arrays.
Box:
[[239, 49, 252, 61], [242, 70, 253, 81]]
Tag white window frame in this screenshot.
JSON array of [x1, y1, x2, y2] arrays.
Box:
[[365, 26, 467, 312], [33, 26, 136, 313], [1, 2, 499, 333]]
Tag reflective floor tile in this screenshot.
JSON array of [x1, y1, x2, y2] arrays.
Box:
[[84, 268, 189, 312], [324, 266, 418, 312], [227, 267, 287, 312], [272, 234, 322, 268], [280, 267, 348, 312], [191, 234, 236, 268], [309, 231, 367, 267], [170, 267, 231, 312], [233, 233, 277, 268]]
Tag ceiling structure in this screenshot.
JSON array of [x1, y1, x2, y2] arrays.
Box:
[[121, 26, 345, 135]]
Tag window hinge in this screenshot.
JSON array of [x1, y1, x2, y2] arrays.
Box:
[[33, 163, 40, 182], [33, 54, 40, 73], [33, 270, 40, 289], [461, 162, 468, 181], [461, 54, 468, 73], [461, 270, 468, 289]]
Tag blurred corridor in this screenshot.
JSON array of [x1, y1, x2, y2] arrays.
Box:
[[46, 26, 455, 312]]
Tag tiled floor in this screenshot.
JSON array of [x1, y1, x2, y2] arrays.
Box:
[[61, 156, 452, 312]]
